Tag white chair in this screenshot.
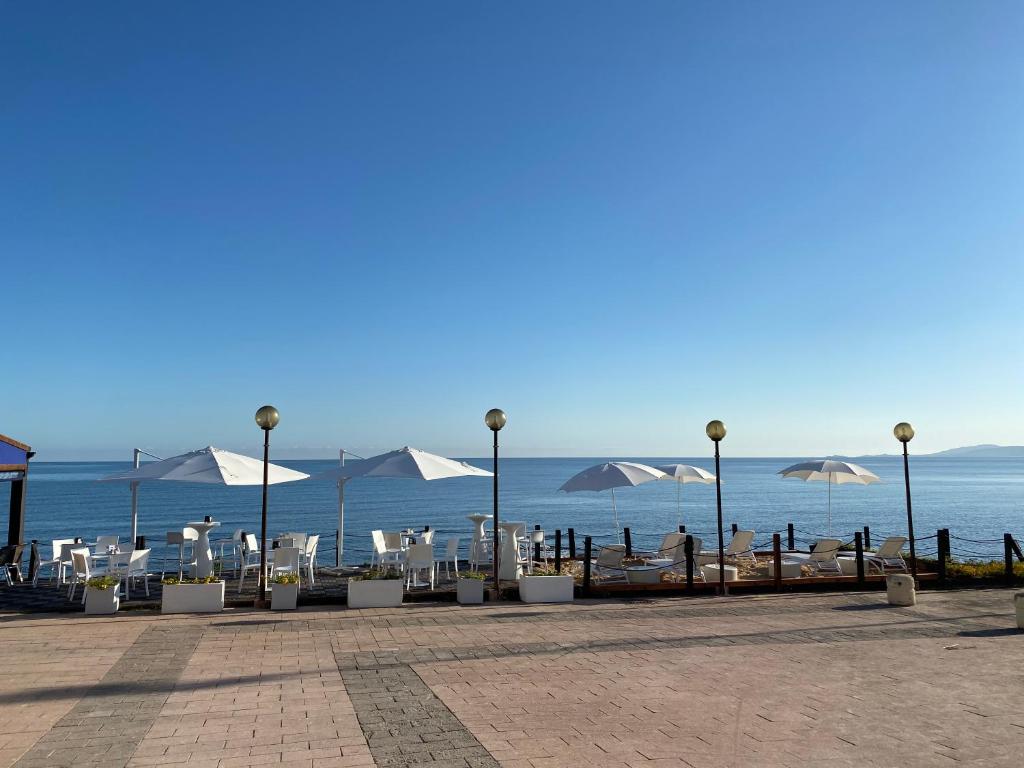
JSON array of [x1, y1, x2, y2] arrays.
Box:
[[303, 535, 320, 587], [96, 535, 119, 553], [68, 548, 106, 602], [162, 528, 198, 579], [441, 538, 460, 579], [238, 533, 264, 593], [419, 529, 435, 545], [592, 544, 627, 583], [283, 532, 307, 551], [271, 547, 301, 582], [372, 530, 403, 570], [33, 538, 75, 586], [527, 529, 552, 567], [405, 543, 435, 590], [0, 544, 24, 586], [109, 548, 151, 599], [807, 538, 844, 575], [471, 537, 494, 568], [722, 530, 757, 562], [383, 531, 405, 553]]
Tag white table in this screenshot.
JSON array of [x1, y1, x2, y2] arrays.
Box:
[[767, 560, 803, 579], [700, 563, 739, 582], [625, 565, 662, 584], [187, 521, 221, 579], [497, 521, 525, 581], [467, 514, 492, 566]]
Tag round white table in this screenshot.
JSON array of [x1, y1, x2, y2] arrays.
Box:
[[187, 521, 221, 578], [497, 521, 525, 581], [467, 514, 492, 566], [700, 563, 739, 582]]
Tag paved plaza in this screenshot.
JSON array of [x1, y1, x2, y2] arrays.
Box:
[[0, 588, 1021, 768]]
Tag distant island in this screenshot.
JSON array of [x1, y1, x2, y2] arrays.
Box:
[[924, 444, 1024, 458]]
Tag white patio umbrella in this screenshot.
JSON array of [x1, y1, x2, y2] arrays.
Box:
[[655, 464, 716, 529], [777, 459, 880, 536], [100, 446, 310, 539], [558, 462, 667, 544], [308, 446, 493, 565]]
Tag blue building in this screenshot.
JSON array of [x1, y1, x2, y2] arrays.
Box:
[[1, 433, 33, 546]]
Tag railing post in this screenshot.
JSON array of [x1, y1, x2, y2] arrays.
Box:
[[534, 524, 542, 563], [623, 527, 632, 557], [1005, 533, 1014, 586], [937, 528, 949, 585], [568, 528, 576, 559], [335, 529, 340, 568], [772, 533, 782, 591], [787, 523, 795, 551], [854, 531, 865, 584], [583, 536, 592, 594], [684, 535, 694, 593], [678, 524, 686, 534], [862, 525, 871, 550], [731, 522, 739, 535], [554, 529, 562, 573]]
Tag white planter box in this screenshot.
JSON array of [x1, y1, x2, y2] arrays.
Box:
[[518, 575, 574, 603], [85, 585, 119, 615], [162, 581, 225, 614], [271, 582, 299, 610], [456, 578, 485, 605], [347, 578, 403, 609]]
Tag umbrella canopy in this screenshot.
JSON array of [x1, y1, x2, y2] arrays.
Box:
[[311, 446, 492, 481], [101, 446, 309, 485], [655, 464, 716, 528], [559, 462, 666, 543], [777, 459, 880, 535], [308, 447, 491, 567]]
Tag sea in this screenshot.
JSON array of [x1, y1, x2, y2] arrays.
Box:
[[18, 457, 1023, 564]]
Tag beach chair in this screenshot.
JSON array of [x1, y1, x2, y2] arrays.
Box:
[[591, 544, 627, 583], [647, 535, 703, 580], [864, 536, 908, 574], [806, 538, 844, 575], [726, 530, 757, 562]]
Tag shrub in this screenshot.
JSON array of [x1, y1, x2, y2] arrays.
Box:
[[162, 575, 222, 585], [271, 573, 300, 585], [350, 568, 402, 581], [458, 571, 488, 580], [86, 575, 120, 590]]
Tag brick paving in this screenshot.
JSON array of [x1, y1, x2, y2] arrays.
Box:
[[1, 588, 1023, 767]]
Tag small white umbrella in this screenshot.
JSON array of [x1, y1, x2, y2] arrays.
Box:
[[777, 459, 880, 536], [309, 446, 492, 564], [100, 446, 309, 540], [655, 464, 716, 529], [559, 462, 666, 544]]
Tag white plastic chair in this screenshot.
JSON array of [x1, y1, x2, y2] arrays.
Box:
[[68, 548, 106, 602], [109, 548, 151, 599], [303, 535, 320, 587], [162, 528, 198, 579], [807, 538, 844, 575], [33, 538, 74, 586], [238, 533, 263, 593], [96, 535, 119, 553], [725, 530, 757, 562], [271, 547, 301, 582], [864, 536, 908, 573], [420, 530, 435, 545], [592, 544, 627, 583], [405, 543, 435, 590], [441, 538, 460, 579], [372, 530, 403, 570], [383, 531, 404, 553]]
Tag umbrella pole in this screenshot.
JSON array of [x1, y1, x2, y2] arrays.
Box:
[[337, 450, 346, 568], [129, 448, 141, 544], [612, 487, 621, 544], [676, 482, 681, 530], [827, 473, 832, 536]]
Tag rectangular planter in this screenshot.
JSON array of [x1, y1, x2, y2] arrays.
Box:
[[271, 582, 299, 610], [85, 585, 119, 615], [162, 581, 225, 614], [456, 578, 485, 605], [347, 578, 403, 609], [518, 575, 574, 603]]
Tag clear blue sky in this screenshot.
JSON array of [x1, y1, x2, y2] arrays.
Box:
[[3, 2, 1022, 460]]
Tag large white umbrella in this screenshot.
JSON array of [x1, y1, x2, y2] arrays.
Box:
[[655, 464, 716, 529], [777, 459, 880, 536], [100, 446, 309, 539], [559, 462, 666, 544], [309, 446, 492, 565]]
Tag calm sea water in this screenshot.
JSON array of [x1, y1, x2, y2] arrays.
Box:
[[18, 457, 1023, 563]]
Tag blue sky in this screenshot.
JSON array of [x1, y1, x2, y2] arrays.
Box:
[[3, 2, 1022, 460]]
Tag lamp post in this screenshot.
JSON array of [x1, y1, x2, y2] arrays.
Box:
[[254, 405, 280, 607], [705, 420, 727, 594], [485, 408, 507, 597], [894, 422, 917, 583]]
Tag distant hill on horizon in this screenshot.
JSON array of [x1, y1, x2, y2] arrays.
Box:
[[924, 444, 1024, 458]]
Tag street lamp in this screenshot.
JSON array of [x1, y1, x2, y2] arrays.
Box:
[[485, 408, 507, 597], [254, 405, 280, 607], [705, 420, 727, 594], [894, 422, 917, 582]]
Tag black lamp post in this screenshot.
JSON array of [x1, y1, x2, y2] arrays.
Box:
[[705, 420, 727, 594], [485, 408, 507, 597], [254, 404, 280, 607], [894, 422, 917, 582]]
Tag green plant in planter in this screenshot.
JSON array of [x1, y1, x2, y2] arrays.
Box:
[[87, 575, 120, 590], [458, 571, 488, 580], [351, 568, 402, 581], [271, 573, 300, 585], [162, 575, 223, 585], [530, 564, 562, 576]]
